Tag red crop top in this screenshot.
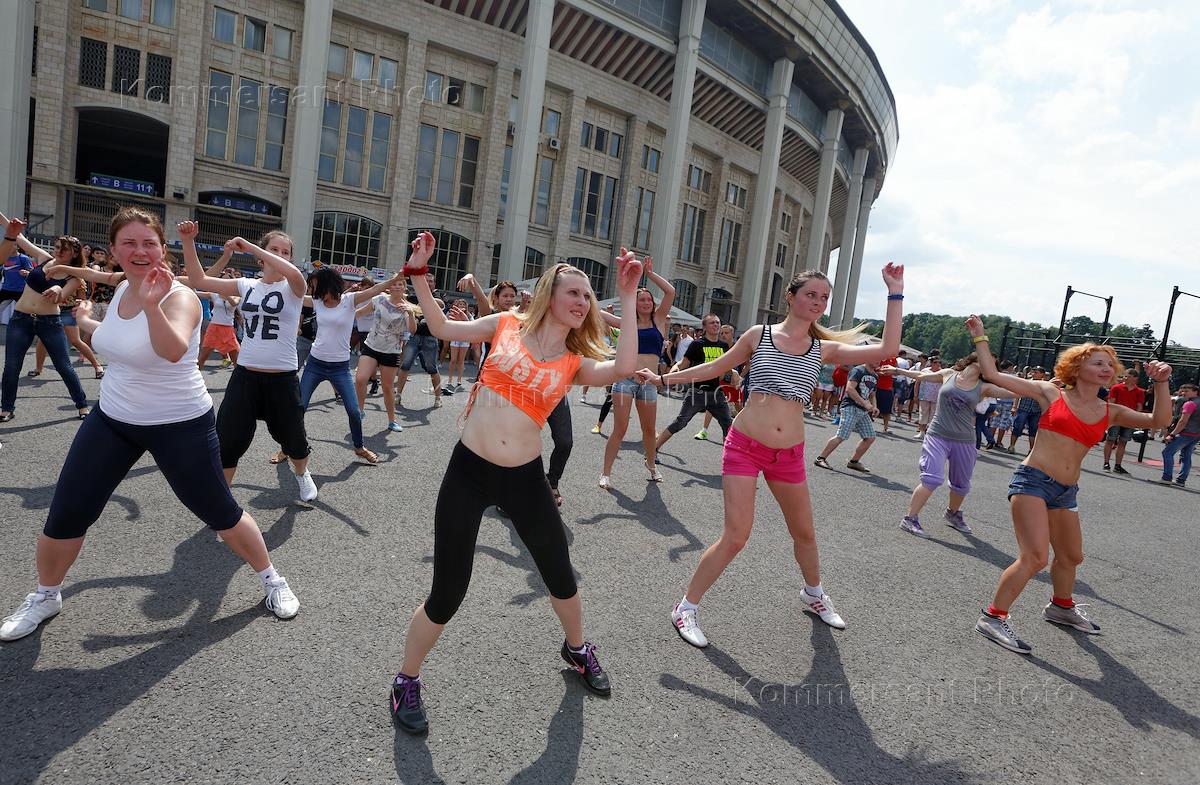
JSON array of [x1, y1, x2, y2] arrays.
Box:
[[1038, 395, 1109, 446]]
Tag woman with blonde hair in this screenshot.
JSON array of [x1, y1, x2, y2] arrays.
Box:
[[389, 234, 643, 734], [971, 334, 1173, 654], [635, 265, 906, 648]]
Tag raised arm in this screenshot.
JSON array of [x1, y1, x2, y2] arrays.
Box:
[[882, 364, 950, 385], [204, 239, 237, 276], [823, 263, 905, 365], [1112, 361, 1174, 429], [573, 249, 645, 387], [457, 273, 491, 317], [179, 221, 240, 297], [408, 232, 499, 343], [352, 271, 404, 307], [229, 235, 307, 298], [0, 215, 28, 264], [643, 256, 675, 325]]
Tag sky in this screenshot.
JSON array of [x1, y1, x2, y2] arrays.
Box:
[[830, 0, 1200, 346]]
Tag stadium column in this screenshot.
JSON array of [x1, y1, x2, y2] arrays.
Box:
[[499, 0, 553, 284], [802, 106, 845, 274], [737, 57, 794, 332], [284, 0, 334, 264], [0, 0, 34, 216], [828, 146, 868, 329], [840, 175, 876, 328], [648, 0, 707, 280]]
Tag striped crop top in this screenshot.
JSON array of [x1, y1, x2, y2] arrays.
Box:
[[746, 325, 822, 403]]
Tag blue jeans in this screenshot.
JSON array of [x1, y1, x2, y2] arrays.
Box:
[[2, 311, 88, 413], [975, 404, 997, 447], [299, 356, 364, 449], [1161, 434, 1199, 482]]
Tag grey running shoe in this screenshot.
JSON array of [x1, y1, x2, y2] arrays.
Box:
[[944, 509, 972, 534], [1043, 602, 1100, 634], [975, 611, 1032, 654], [900, 515, 927, 538]]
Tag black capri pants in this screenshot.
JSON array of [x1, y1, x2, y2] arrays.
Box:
[[545, 397, 573, 490], [425, 441, 578, 625], [666, 388, 733, 437], [45, 407, 243, 539], [217, 366, 312, 469]]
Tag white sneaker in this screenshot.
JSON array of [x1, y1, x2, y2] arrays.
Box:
[[264, 577, 300, 619], [1, 592, 63, 641], [294, 470, 318, 503], [598, 475, 613, 491], [671, 604, 709, 648], [800, 589, 846, 629]]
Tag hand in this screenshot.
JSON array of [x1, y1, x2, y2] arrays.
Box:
[[19, 269, 29, 277], [869, 406, 879, 417], [633, 368, 658, 383], [879, 364, 898, 373], [228, 236, 255, 254], [1144, 360, 1172, 383], [74, 300, 93, 322], [408, 231, 436, 270], [614, 248, 642, 297], [42, 285, 64, 303], [5, 216, 26, 238], [223, 238, 238, 254], [881, 262, 904, 294], [456, 273, 475, 292], [144, 265, 172, 306], [643, 256, 654, 277], [448, 306, 468, 321], [965, 314, 984, 338], [177, 221, 198, 240]]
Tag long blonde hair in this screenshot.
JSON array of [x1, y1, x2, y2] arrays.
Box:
[[788, 270, 871, 343], [517, 263, 611, 360]]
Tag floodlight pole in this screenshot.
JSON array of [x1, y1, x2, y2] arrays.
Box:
[[1158, 286, 1200, 360]]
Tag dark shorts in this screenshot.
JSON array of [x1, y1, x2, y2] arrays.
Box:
[[361, 343, 399, 368], [1106, 425, 1134, 443], [1007, 464, 1079, 512], [1012, 410, 1040, 439], [401, 334, 439, 374], [876, 388, 894, 416], [217, 366, 311, 468]]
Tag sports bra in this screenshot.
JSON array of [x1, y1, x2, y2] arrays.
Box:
[[1038, 394, 1109, 447], [473, 312, 581, 428], [636, 323, 664, 356], [746, 325, 822, 403], [24, 264, 69, 295]]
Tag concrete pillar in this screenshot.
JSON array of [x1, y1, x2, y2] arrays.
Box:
[[828, 146, 868, 329], [499, 0, 553, 284], [384, 36, 430, 270], [648, 0, 707, 280], [840, 175, 876, 328], [0, 1, 34, 216], [284, 0, 333, 263], [802, 107, 844, 272], [737, 58, 793, 332]]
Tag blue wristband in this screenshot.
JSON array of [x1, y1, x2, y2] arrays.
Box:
[[887, 293, 904, 301]]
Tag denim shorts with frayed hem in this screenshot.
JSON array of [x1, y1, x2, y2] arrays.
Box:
[[1007, 464, 1078, 512]]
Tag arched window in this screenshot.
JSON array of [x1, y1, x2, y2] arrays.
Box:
[[566, 257, 607, 298], [409, 228, 470, 291], [490, 245, 546, 286], [311, 211, 382, 266], [672, 279, 698, 315]]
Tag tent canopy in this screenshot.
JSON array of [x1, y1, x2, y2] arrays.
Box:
[[594, 297, 702, 328]]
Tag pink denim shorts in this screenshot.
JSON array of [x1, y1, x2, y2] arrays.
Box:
[[721, 426, 807, 484]]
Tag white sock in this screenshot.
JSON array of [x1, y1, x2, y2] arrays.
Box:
[[677, 597, 699, 613], [804, 584, 824, 599], [37, 583, 62, 598], [257, 564, 279, 586]]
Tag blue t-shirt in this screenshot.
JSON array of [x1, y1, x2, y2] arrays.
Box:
[[2, 254, 34, 292]]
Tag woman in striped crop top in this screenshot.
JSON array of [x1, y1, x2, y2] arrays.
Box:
[[971, 327, 1174, 656], [387, 235, 644, 734], [636, 265, 907, 649]]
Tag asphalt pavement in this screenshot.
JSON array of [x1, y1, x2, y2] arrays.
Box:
[[1, 360, 1197, 785]]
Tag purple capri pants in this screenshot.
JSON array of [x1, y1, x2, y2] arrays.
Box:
[[919, 434, 978, 496]]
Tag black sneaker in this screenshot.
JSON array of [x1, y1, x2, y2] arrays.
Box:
[[1102, 463, 1111, 471], [390, 673, 428, 734], [1113, 465, 1130, 475], [369, 379, 380, 396], [561, 641, 611, 696]]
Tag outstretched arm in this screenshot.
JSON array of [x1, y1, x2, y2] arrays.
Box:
[[179, 222, 241, 297], [458, 273, 491, 317], [1112, 362, 1174, 429], [823, 263, 905, 365], [352, 271, 404, 306], [572, 249, 646, 387]]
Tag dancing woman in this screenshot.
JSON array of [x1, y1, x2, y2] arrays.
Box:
[[634, 265, 906, 648], [388, 234, 643, 734], [0, 207, 298, 642]]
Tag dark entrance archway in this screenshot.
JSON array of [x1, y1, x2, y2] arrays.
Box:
[[74, 108, 168, 195]]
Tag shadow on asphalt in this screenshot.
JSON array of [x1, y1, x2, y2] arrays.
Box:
[[1028, 633, 1200, 738], [0, 506, 301, 783], [659, 627, 980, 785], [391, 671, 585, 785], [0, 465, 159, 523], [574, 483, 704, 563], [473, 509, 581, 607]]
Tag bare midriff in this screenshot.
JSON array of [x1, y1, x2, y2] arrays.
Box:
[[1022, 429, 1099, 486], [728, 392, 807, 449], [460, 385, 548, 466]]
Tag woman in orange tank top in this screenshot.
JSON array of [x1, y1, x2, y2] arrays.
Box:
[[967, 317, 1174, 655], [386, 233, 644, 734]]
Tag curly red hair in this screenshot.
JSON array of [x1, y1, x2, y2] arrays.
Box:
[[1054, 343, 1124, 387]]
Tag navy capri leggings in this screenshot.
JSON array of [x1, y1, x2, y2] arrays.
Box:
[[44, 407, 244, 539]]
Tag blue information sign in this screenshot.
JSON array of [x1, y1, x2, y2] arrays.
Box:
[[207, 194, 273, 215], [88, 173, 156, 196]]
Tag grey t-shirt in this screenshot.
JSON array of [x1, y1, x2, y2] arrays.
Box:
[[927, 373, 984, 442]]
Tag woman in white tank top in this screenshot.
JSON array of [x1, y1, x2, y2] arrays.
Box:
[[0, 207, 300, 644]]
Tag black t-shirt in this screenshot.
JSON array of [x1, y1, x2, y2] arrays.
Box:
[[299, 305, 317, 341], [683, 338, 730, 392]]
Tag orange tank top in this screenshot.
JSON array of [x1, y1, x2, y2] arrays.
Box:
[[1038, 394, 1109, 446], [473, 312, 580, 428]]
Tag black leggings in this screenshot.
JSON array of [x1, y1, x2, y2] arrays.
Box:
[[217, 366, 311, 468], [45, 408, 243, 539], [546, 397, 573, 489], [425, 442, 578, 625], [597, 386, 614, 425]]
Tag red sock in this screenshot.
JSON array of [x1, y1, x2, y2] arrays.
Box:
[[1052, 595, 1075, 609], [986, 604, 1008, 618]]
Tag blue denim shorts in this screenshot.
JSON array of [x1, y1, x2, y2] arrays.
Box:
[[611, 377, 658, 401], [59, 309, 77, 327], [1008, 464, 1079, 511]]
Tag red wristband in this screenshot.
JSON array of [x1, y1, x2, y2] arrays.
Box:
[[402, 263, 428, 277]]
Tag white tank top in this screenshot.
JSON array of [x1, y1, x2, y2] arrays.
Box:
[[92, 280, 212, 425]]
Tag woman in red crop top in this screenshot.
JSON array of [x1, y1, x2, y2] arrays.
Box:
[[387, 233, 643, 734], [970, 321, 1173, 655]]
